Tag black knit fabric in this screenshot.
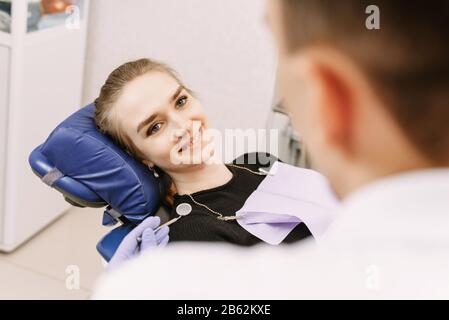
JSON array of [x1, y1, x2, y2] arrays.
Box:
[[168, 153, 312, 246]]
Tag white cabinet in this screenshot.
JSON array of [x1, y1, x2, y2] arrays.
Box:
[[0, 45, 9, 243], [0, 0, 90, 251]]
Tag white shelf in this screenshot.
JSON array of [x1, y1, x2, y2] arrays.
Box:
[[1, 23, 88, 47], [24, 20, 86, 46]]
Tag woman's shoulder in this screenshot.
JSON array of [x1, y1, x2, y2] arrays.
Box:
[[231, 152, 279, 171]]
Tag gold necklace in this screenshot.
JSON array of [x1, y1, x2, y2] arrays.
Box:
[[185, 164, 268, 221]]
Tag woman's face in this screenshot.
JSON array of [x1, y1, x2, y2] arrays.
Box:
[[114, 71, 211, 173]]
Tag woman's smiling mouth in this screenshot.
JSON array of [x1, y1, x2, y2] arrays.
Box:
[[178, 126, 203, 153]]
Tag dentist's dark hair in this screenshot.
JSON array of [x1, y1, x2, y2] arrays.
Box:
[[94, 58, 190, 206], [280, 0, 449, 164]]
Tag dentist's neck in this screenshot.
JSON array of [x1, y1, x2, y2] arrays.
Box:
[[168, 162, 233, 195]]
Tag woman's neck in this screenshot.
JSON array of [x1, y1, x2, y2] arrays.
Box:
[[168, 162, 233, 195]]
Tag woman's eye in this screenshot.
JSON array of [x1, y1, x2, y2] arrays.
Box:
[[175, 95, 188, 108], [147, 123, 162, 136]]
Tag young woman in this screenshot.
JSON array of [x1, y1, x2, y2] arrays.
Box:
[[94, 58, 311, 247]]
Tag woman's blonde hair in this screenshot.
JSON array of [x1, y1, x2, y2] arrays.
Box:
[[94, 58, 187, 206]]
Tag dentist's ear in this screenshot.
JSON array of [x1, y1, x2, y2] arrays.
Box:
[[297, 48, 364, 156]]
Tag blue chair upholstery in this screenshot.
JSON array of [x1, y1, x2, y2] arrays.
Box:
[[96, 223, 137, 262], [29, 103, 162, 261]]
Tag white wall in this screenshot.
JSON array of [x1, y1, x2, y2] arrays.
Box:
[[82, 0, 277, 136]]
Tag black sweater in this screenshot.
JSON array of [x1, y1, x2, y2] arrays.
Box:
[[168, 153, 312, 246]]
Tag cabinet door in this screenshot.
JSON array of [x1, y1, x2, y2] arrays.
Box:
[[0, 45, 9, 240]]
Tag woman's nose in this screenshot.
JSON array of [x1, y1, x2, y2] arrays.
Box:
[[173, 127, 190, 142], [170, 113, 191, 141]]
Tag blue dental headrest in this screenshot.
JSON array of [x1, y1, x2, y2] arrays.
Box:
[[29, 103, 161, 225]]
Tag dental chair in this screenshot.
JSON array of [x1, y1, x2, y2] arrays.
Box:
[[29, 103, 278, 262], [28, 103, 165, 262]]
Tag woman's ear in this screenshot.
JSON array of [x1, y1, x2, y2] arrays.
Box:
[[142, 159, 154, 168]]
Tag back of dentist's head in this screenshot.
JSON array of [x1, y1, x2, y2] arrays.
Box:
[[270, 0, 449, 197]]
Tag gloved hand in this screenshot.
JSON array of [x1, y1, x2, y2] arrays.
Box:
[[107, 216, 169, 271]]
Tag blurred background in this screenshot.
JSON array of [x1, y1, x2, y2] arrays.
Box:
[[0, 0, 306, 299]]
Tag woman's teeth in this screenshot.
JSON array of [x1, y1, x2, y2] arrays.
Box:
[[179, 129, 202, 152]]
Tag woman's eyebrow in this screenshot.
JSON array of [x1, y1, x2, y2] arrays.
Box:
[[136, 85, 185, 133]]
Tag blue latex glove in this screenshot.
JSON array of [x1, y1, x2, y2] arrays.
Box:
[[107, 216, 169, 271]]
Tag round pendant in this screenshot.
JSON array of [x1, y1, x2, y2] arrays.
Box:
[[176, 203, 192, 216]]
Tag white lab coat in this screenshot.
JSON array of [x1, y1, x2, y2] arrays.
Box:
[[93, 168, 449, 299]]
